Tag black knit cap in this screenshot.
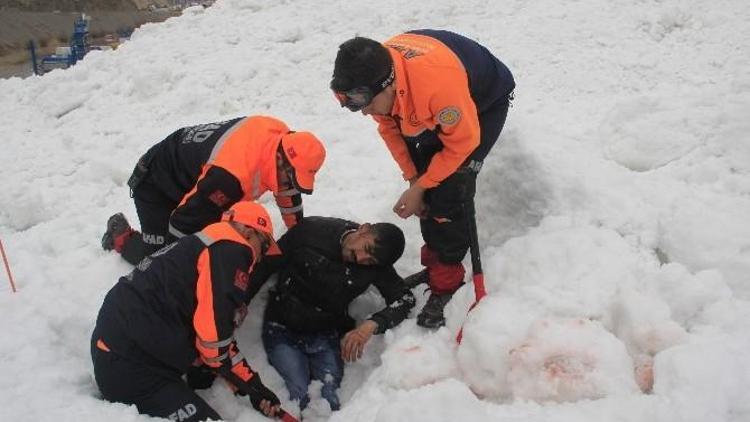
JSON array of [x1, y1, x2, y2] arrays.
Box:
[[331, 37, 393, 92], [370, 223, 405, 266]]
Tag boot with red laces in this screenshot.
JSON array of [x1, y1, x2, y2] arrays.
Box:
[[101, 213, 134, 252]]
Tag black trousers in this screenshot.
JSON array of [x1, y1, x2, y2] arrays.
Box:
[[420, 168, 477, 264], [407, 94, 510, 264], [120, 178, 178, 265], [91, 336, 220, 422]]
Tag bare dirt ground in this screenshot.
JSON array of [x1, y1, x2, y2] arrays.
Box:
[[0, 9, 177, 79]]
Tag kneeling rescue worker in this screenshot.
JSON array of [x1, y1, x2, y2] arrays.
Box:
[[101, 115, 326, 266], [91, 201, 285, 421]]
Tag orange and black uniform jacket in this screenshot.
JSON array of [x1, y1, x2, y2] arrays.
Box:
[[142, 115, 303, 239], [373, 30, 515, 188], [92, 222, 264, 389]]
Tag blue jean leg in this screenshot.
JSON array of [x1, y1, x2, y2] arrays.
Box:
[[305, 333, 344, 411], [263, 322, 343, 410], [263, 326, 311, 407]]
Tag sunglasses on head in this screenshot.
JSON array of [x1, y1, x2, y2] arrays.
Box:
[[333, 66, 395, 112]]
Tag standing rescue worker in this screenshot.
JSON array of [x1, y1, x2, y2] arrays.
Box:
[[101, 115, 326, 266], [92, 202, 283, 421], [330, 30, 515, 328]]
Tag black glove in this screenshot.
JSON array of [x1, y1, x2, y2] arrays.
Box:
[[186, 364, 216, 390], [245, 373, 281, 411]]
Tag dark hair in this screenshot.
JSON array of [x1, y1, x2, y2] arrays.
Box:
[[331, 36, 393, 92], [370, 222, 405, 266]]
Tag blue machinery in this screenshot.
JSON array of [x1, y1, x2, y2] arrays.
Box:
[[29, 14, 90, 75]]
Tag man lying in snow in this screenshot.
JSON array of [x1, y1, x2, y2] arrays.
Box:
[[255, 216, 415, 410]]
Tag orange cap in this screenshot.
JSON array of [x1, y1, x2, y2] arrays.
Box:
[[280, 132, 326, 194], [221, 201, 281, 255], [221, 201, 274, 235]]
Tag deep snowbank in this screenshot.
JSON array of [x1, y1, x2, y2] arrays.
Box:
[[1, 1, 749, 421]]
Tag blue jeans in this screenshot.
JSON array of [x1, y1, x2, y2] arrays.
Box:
[[262, 321, 344, 410]]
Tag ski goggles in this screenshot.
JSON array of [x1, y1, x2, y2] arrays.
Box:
[[333, 66, 395, 112]]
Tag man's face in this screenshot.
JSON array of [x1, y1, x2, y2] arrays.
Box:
[[361, 84, 395, 116], [234, 223, 272, 258], [342, 223, 378, 265]]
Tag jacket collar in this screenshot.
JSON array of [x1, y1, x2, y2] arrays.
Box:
[[387, 47, 408, 118]]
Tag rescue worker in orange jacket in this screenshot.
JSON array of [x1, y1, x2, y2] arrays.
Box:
[[92, 202, 284, 421], [331, 30, 515, 328], [101, 115, 326, 266]]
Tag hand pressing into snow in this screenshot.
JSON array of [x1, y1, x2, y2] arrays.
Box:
[[341, 320, 378, 362]]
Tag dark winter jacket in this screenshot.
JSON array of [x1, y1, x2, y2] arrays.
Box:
[[256, 217, 415, 335]]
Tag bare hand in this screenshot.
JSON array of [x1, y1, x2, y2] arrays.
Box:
[[259, 399, 280, 418], [341, 320, 378, 362], [392, 184, 426, 219]]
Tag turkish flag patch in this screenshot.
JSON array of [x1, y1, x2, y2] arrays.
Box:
[[208, 190, 229, 207], [234, 269, 249, 291]]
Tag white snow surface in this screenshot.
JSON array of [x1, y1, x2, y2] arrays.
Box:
[[1, 0, 750, 421]]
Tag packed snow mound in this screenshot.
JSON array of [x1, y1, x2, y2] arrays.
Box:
[[508, 318, 640, 402]]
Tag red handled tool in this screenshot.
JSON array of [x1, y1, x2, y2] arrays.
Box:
[[456, 210, 486, 344], [279, 409, 299, 422]]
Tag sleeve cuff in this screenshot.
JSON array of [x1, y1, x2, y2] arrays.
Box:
[[402, 170, 418, 181], [368, 317, 386, 335], [416, 175, 439, 189]]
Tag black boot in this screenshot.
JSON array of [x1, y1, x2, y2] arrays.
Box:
[[417, 290, 456, 329], [101, 213, 132, 251], [404, 269, 430, 289]]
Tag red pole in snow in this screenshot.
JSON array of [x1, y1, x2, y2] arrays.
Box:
[[456, 205, 486, 344], [0, 238, 17, 293]]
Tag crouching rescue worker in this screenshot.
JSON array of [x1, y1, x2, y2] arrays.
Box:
[[255, 217, 415, 411], [91, 202, 283, 421], [101, 115, 326, 266], [330, 30, 515, 328]]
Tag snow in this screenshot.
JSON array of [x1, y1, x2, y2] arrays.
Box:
[[1, 0, 749, 421]]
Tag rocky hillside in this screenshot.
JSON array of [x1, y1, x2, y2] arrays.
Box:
[[0, 1, 178, 78], [0, 10, 173, 48], [0, 1, 170, 12]]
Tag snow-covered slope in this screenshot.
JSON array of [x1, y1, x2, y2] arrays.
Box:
[[1, 0, 749, 421]]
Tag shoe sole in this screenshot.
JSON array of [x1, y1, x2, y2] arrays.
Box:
[[102, 213, 129, 251]]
